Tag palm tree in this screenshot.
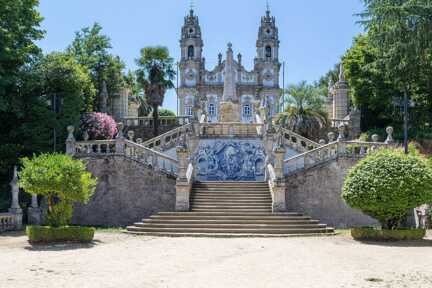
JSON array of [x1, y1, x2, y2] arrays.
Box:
[[276, 81, 329, 140], [136, 47, 175, 136]]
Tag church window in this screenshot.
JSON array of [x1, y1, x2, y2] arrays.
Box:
[[243, 104, 251, 117], [265, 46, 272, 59], [208, 103, 216, 116], [185, 106, 193, 116], [188, 45, 195, 59]]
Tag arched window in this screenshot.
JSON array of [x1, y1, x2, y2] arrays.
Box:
[[265, 46, 272, 59], [185, 106, 193, 116], [243, 104, 251, 117], [188, 45, 195, 59], [208, 103, 216, 116]]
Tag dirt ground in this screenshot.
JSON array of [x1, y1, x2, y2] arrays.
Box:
[[1, 231, 432, 288]]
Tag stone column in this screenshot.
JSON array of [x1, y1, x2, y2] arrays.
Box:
[[175, 141, 191, 211], [115, 122, 125, 154], [8, 166, 23, 230], [271, 134, 287, 212], [28, 194, 42, 225], [65, 126, 76, 156]]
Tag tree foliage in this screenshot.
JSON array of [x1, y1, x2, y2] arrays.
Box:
[[19, 153, 97, 226], [67, 23, 125, 111], [136, 46, 175, 136], [276, 81, 328, 140], [342, 148, 432, 229]]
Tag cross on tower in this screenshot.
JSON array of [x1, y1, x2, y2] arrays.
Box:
[[190, 0, 195, 11]]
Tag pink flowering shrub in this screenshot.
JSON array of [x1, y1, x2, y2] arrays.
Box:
[[80, 112, 118, 140]]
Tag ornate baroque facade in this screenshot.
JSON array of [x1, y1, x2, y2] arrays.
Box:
[[178, 9, 281, 123]]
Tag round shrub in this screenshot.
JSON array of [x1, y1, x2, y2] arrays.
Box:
[[342, 149, 432, 229], [80, 112, 118, 140]]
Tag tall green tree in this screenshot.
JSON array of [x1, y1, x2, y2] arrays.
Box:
[[0, 0, 44, 205], [276, 81, 328, 140], [67, 23, 125, 111], [360, 0, 432, 129], [136, 47, 175, 136]]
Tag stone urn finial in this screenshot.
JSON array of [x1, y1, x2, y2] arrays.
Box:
[[67, 126, 75, 141], [385, 126, 394, 144], [319, 139, 326, 145], [337, 124, 346, 141], [83, 131, 89, 141], [371, 134, 379, 143], [127, 130, 135, 141], [116, 122, 124, 139]]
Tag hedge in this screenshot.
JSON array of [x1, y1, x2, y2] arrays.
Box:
[[26, 226, 95, 243], [351, 228, 426, 241]]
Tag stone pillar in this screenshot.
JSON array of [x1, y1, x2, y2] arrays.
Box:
[[65, 126, 76, 156], [333, 63, 349, 120], [175, 143, 191, 212], [337, 125, 346, 155], [271, 133, 287, 212], [8, 166, 23, 230], [115, 122, 125, 154], [28, 195, 42, 225]]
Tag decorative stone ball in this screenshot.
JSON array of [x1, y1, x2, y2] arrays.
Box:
[[319, 139, 326, 145], [327, 132, 336, 142], [127, 130, 135, 141], [136, 138, 143, 144], [386, 126, 394, 135], [371, 134, 379, 142]]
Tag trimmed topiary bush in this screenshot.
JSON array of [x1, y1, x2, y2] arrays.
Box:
[[80, 112, 118, 140], [351, 228, 426, 241], [342, 148, 432, 230], [27, 226, 95, 243], [19, 153, 97, 227]]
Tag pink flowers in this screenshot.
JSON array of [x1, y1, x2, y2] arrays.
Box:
[[80, 112, 118, 140]]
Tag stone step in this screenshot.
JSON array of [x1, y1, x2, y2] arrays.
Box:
[[126, 226, 332, 234], [191, 209, 273, 213], [143, 219, 319, 224], [191, 204, 272, 208], [149, 215, 312, 221], [192, 193, 271, 197], [192, 199, 272, 204], [125, 231, 336, 238], [192, 190, 270, 194], [156, 212, 304, 216], [133, 223, 327, 229]]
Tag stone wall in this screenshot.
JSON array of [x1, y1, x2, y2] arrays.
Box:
[[72, 156, 176, 227], [285, 158, 379, 228]]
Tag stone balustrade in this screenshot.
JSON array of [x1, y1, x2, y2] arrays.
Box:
[[199, 122, 264, 138], [0, 213, 15, 232], [330, 118, 350, 128], [142, 123, 192, 151], [278, 126, 321, 152], [122, 116, 191, 127], [68, 126, 179, 176]]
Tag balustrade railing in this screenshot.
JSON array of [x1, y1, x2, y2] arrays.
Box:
[[331, 118, 350, 128], [142, 123, 192, 151], [199, 122, 264, 138], [284, 141, 389, 175], [73, 138, 178, 175], [278, 127, 321, 152], [0, 213, 15, 232], [122, 116, 191, 127]]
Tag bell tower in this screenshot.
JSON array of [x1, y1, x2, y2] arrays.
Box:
[[179, 8, 204, 117]]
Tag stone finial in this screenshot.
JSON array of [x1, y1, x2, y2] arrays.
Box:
[[319, 139, 326, 145], [327, 132, 336, 142], [100, 81, 108, 113], [127, 130, 135, 141], [227, 42, 233, 50], [337, 124, 346, 141], [385, 126, 395, 144], [83, 131, 89, 141], [66, 126, 75, 141], [10, 166, 20, 210], [136, 138, 143, 145], [371, 134, 380, 143], [339, 63, 346, 82], [116, 122, 124, 139], [237, 53, 242, 65], [218, 53, 222, 65]]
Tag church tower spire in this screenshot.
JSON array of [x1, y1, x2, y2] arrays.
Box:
[[256, 7, 279, 62], [180, 7, 203, 61]]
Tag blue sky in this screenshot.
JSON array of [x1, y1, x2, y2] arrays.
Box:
[[38, 0, 365, 114]]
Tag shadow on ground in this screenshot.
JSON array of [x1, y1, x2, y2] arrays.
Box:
[[356, 238, 432, 247], [24, 239, 103, 251]]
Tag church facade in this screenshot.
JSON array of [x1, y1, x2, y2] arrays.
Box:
[[178, 9, 281, 123]]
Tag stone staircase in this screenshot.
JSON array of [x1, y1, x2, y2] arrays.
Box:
[[127, 182, 334, 237]]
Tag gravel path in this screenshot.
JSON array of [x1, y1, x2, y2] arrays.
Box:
[[1, 231, 432, 288]]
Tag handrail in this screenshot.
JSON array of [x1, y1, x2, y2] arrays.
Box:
[[142, 123, 192, 151], [124, 140, 178, 163], [278, 126, 321, 152], [284, 142, 337, 163]]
